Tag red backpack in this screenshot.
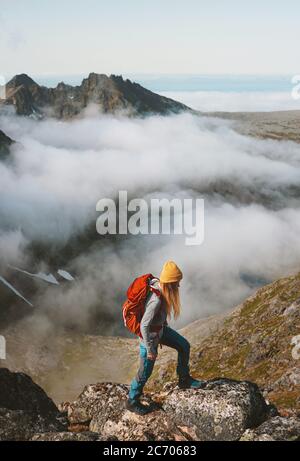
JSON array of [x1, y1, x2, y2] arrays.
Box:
[[122, 273, 161, 337]]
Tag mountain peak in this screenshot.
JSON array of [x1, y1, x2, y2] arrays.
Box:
[[3, 72, 190, 118], [8, 74, 37, 88]]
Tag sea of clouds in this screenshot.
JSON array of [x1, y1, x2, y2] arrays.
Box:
[[1, 109, 300, 334]]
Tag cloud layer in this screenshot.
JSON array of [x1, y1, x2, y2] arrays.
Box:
[[1, 110, 300, 332]]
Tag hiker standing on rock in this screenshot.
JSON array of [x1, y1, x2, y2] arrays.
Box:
[[123, 260, 204, 415]]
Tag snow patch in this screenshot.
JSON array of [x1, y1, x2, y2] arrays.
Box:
[[57, 269, 75, 281], [0, 275, 33, 307], [10, 266, 59, 285]]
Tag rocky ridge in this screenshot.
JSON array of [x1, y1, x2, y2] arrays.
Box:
[[1, 73, 190, 119], [0, 368, 299, 441]]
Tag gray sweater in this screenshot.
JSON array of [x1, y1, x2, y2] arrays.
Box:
[[140, 278, 167, 354]]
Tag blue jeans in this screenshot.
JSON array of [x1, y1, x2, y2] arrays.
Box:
[[128, 326, 190, 402]]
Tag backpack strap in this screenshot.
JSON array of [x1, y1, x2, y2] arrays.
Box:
[[149, 286, 161, 297], [148, 277, 161, 298]]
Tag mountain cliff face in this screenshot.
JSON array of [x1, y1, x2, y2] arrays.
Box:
[[2, 73, 190, 118], [150, 271, 300, 417], [0, 129, 14, 159]]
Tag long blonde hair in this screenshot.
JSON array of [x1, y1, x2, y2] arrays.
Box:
[[160, 282, 181, 320]]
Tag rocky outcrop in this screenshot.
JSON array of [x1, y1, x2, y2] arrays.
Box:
[[162, 379, 272, 441], [1, 73, 190, 119], [65, 379, 279, 442], [1, 369, 299, 441], [0, 129, 14, 159], [0, 369, 67, 440], [240, 416, 300, 441], [65, 383, 183, 441], [0, 368, 59, 415]]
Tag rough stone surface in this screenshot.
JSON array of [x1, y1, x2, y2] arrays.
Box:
[[66, 382, 185, 441], [162, 379, 270, 441], [0, 369, 66, 440], [240, 416, 300, 441], [0, 368, 59, 417], [67, 382, 129, 425], [0, 407, 66, 441], [91, 407, 189, 442], [0, 408, 37, 441], [31, 431, 113, 441], [66, 379, 275, 441]]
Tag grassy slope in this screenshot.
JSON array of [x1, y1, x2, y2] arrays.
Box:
[[207, 110, 300, 143]]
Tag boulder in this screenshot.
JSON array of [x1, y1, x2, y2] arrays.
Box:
[[162, 378, 270, 441], [0, 408, 37, 441], [67, 382, 129, 425], [0, 368, 59, 416], [91, 408, 189, 442], [67, 382, 189, 441], [66, 379, 273, 441], [0, 368, 67, 440], [240, 416, 300, 441]]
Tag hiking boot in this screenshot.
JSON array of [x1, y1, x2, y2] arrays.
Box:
[[125, 399, 150, 416], [178, 376, 206, 389]]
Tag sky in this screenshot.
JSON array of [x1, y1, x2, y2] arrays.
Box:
[[0, 0, 300, 77]]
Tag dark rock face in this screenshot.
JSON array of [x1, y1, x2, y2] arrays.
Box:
[[0, 368, 59, 416], [0, 369, 66, 441], [0, 408, 38, 441], [2, 73, 190, 119], [0, 130, 14, 159]]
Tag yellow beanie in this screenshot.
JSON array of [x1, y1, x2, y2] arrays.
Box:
[[160, 261, 183, 284]]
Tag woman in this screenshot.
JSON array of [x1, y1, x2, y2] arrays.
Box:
[[127, 260, 204, 415]]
